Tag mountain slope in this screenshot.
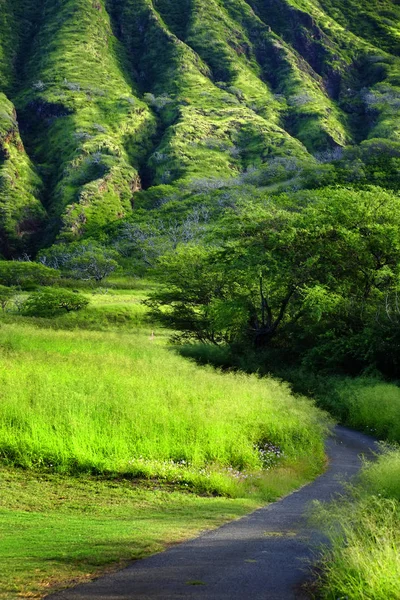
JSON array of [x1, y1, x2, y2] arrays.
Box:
[[0, 0, 399, 255]]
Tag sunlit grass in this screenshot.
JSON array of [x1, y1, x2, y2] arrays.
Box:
[[0, 465, 261, 600], [0, 322, 329, 496], [0, 285, 330, 599], [360, 447, 400, 500], [320, 378, 400, 442], [314, 448, 400, 599]]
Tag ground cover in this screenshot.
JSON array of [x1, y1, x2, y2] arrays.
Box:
[[315, 378, 400, 442], [313, 447, 400, 599], [0, 321, 328, 487], [0, 283, 330, 598], [0, 466, 260, 600], [282, 371, 400, 443]]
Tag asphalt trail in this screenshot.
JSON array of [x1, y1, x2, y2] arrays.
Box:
[[47, 426, 377, 600]]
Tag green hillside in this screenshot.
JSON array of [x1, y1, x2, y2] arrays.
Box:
[[0, 0, 399, 255]]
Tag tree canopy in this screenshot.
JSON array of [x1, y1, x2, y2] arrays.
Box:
[[147, 187, 400, 374]]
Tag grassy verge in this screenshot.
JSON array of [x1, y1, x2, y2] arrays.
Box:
[[316, 378, 400, 442], [175, 344, 400, 597], [283, 371, 400, 442], [290, 372, 400, 598], [313, 448, 400, 599]]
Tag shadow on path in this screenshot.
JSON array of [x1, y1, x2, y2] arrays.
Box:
[[47, 426, 377, 600]]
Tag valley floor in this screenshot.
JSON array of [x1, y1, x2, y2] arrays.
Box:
[[0, 280, 327, 598]]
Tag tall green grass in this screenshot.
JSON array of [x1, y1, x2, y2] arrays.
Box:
[[0, 323, 329, 496], [313, 377, 400, 442], [360, 447, 400, 500], [314, 449, 400, 599]]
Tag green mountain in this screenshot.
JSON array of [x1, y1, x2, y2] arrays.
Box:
[[1, 0, 399, 256]]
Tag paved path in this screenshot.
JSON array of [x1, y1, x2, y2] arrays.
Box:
[[48, 426, 377, 600]]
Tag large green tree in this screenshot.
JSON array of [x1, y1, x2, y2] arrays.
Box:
[[148, 187, 400, 361]]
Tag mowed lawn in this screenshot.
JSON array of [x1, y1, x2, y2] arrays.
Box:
[[0, 467, 260, 600]]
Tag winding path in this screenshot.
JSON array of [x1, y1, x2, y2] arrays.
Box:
[[48, 426, 377, 600]]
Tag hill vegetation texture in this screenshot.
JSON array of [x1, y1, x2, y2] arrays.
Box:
[[1, 0, 400, 256]]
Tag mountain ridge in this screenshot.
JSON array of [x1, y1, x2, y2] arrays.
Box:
[[0, 0, 399, 256]]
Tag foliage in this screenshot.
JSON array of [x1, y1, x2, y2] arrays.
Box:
[[147, 187, 400, 376], [39, 242, 119, 282], [0, 260, 60, 288], [111, 204, 212, 268], [22, 289, 89, 317], [0, 285, 15, 311]]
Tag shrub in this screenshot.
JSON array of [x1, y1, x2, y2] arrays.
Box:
[[23, 289, 89, 317], [0, 261, 60, 289], [0, 284, 15, 310]]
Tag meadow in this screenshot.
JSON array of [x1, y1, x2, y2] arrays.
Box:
[[0, 283, 330, 598], [0, 321, 328, 490], [0, 465, 260, 600]]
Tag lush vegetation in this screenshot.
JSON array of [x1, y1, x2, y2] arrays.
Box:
[[1, 0, 400, 597], [0, 320, 328, 494], [146, 186, 400, 378], [313, 447, 400, 600], [1, 0, 400, 254], [0, 284, 330, 597], [300, 377, 400, 442]]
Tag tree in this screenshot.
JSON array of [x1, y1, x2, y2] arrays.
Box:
[[113, 206, 211, 268], [39, 242, 119, 282], [147, 187, 400, 356], [23, 289, 89, 316], [0, 261, 60, 288], [68, 251, 119, 282]]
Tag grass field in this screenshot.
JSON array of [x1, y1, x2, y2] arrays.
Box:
[[0, 322, 328, 492], [0, 283, 330, 598]]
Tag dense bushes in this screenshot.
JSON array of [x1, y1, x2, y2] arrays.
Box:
[[0, 261, 60, 288], [38, 242, 119, 282], [22, 289, 89, 316], [0, 284, 15, 310]]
